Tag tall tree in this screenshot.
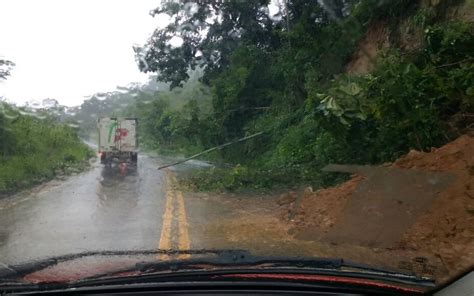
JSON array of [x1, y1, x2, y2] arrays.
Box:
[[135, 0, 279, 88]]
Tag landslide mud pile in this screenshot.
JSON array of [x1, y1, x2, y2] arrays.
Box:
[[284, 134, 474, 279], [395, 135, 474, 277]]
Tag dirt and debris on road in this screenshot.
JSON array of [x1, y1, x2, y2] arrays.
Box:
[[180, 135, 472, 285], [395, 135, 474, 279], [281, 134, 474, 283]]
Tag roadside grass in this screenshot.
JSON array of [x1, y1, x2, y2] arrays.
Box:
[[0, 110, 94, 196], [179, 165, 349, 193], [0, 144, 93, 196], [0, 145, 93, 196]]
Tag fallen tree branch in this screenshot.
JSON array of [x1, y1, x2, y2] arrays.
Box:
[[435, 57, 474, 69], [157, 132, 264, 170]]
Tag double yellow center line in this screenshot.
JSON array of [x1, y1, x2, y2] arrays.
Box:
[[157, 170, 190, 259]]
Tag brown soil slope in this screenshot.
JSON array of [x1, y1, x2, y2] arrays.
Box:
[[286, 134, 474, 280]]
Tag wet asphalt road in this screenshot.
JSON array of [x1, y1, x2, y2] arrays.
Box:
[[0, 152, 318, 268], [0, 153, 444, 281], [0, 155, 169, 265], [0, 151, 291, 268]]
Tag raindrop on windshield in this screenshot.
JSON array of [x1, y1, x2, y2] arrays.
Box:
[[183, 2, 198, 16], [194, 50, 203, 58], [3, 112, 18, 120], [66, 111, 77, 116], [30, 113, 46, 120], [96, 92, 108, 100], [18, 109, 33, 116], [27, 100, 42, 109], [116, 86, 130, 94], [177, 23, 195, 33], [168, 36, 184, 48], [42, 98, 59, 109]]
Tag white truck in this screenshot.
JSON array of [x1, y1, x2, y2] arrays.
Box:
[[98, 117, 138, 165]]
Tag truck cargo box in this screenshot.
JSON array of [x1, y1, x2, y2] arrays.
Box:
[[98, 117, 138, 164]]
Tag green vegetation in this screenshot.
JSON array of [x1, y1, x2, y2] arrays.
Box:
[[134, 0, 473, 192], [126, 72, 214, 156], [9, 1, 472, 195], [0, 103, 93, 195], [72, 71, 212, 152]]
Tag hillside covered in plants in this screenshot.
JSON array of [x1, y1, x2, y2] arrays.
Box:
[[131, 0, 474, 191]]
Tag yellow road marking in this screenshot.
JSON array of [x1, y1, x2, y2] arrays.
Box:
[[157, 171, 175, 259], [158, 170, 191, 260], [174, 186, 191, 259]]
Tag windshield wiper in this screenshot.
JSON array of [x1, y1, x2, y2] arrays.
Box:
[[0, 249, 244, 281], [0, 249, 434, 289], [134, 251, 431, 283], [137, 249, 343, 271], [78, 250, 434, 288]]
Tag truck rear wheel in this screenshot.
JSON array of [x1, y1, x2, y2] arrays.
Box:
[[131, 152, 138, 164], [100, 153, 106, 164]]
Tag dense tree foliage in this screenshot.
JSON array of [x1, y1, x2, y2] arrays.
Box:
[[0, 103, 92, 194], [72, 71, 213, 153], [135, 0, 473, 191]]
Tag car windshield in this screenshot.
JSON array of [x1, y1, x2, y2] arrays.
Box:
[[0, 0, 473, 290]]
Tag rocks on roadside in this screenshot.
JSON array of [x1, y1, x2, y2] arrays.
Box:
[[277, 192, 297, 206]]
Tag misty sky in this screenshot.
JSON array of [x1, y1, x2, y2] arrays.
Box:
[[0, 0, 169, 106]]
